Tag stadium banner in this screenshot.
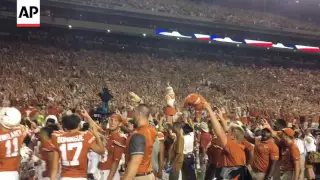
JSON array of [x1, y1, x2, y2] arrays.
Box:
[[156, 30, 320, 54]]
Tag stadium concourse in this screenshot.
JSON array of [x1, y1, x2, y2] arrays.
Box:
[[1, 1, 320, 180]]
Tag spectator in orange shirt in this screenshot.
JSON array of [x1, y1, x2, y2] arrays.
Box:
[[123, 104, 157, 180], [269, 119, 287, 180], [250, 128, 279, 180], [199, 122, 212, 178], [204, 102, 251, 180], [205, 134, 223, 180], [280, 128, 300, 180], [240, 137, 254, 166], [99, 113, 126, 180]]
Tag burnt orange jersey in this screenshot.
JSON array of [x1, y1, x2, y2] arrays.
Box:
[[0, 127, 25, 172], [51, 131, 96, 178], [40, 140, 55, 177], [99, 132, 126, 170]]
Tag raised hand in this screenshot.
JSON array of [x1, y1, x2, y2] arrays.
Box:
[[262, 119, 272, 130], [79, 107, 90, 118], [203, 102, 212, 111]]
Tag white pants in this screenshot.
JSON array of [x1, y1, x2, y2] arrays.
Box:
[[0, 171, 19, 180], [88, 151, 100, 179], [88, 151, 100, 174], [100, 170, 121, 180]]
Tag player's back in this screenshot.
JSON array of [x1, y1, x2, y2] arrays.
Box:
[[51, 130, 95, 178], [0, 127, 24, 172]]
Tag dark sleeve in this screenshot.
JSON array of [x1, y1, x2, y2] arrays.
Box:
[[129, 133, 146, 155]]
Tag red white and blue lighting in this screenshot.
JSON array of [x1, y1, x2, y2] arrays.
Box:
[[156, 30, 319, 54]]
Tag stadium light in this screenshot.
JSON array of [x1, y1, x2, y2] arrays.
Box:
[[68, 25, 72, 29], [107, 29, 111, 33], [143, 33, 146, 37]]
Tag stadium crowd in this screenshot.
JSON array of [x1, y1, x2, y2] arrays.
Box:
[[48, 0, 320, 34], [1, 40, 320, 115], [0, 34, 320, 180]]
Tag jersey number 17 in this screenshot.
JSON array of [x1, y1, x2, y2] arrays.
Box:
[[60, 142, 83, 166]]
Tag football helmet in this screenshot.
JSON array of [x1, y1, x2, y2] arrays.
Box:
[[0, 107, 22, 129]]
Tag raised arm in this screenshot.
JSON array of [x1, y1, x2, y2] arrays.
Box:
[[263, 119, 281, 143], [203, 102, 227, 147], [80, 107, 103, 132], [89, 128, 105, 155], [216, 107, 228, 133]]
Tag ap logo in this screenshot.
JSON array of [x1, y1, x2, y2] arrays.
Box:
[[17, 0, 40, 27]]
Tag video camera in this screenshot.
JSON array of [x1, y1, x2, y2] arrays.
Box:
[[98, 88, 113, 102]]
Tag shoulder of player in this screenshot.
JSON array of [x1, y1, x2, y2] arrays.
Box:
[[52, 130, 63, 137], [79, 131, 96, 141]]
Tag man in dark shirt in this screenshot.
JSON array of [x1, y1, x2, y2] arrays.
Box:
[[124, 104, 157, 180]]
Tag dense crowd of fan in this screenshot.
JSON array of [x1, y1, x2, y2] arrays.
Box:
[[1, 40, 320, 116], [48, 0, 320, 34]]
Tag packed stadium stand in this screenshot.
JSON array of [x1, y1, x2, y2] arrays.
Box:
[[0, 23, 319, 116]]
